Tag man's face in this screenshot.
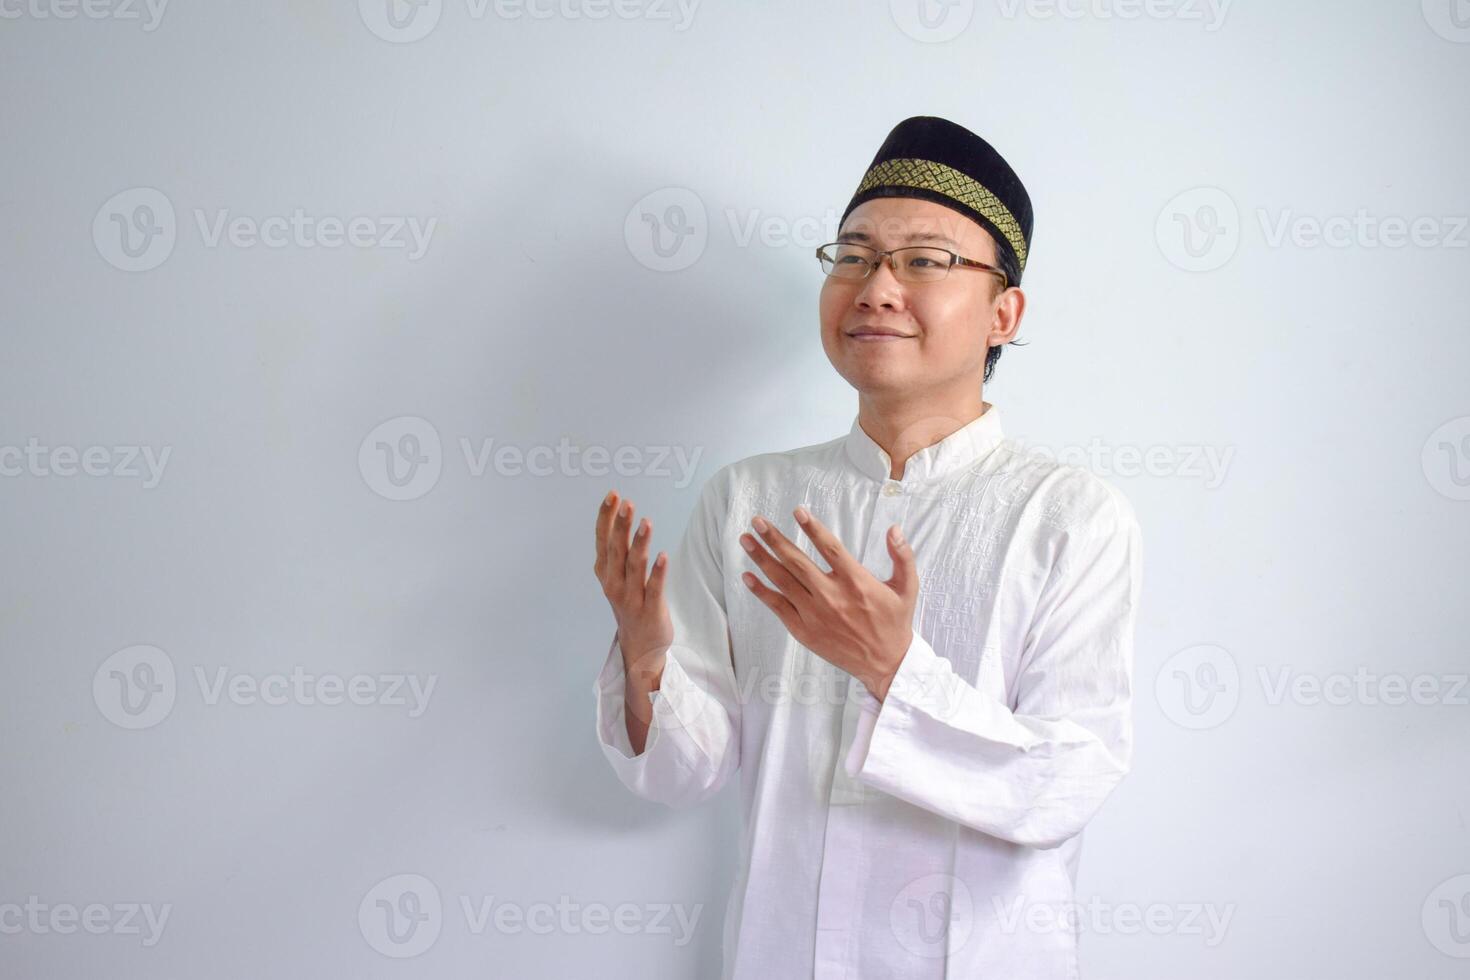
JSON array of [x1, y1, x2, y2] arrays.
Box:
[[819, 196, 1007, 399]]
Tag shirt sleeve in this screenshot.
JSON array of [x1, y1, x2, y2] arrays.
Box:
[[843, 480, 1143, 849], [591, 467, 741, 808]]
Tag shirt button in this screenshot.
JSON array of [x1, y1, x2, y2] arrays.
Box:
[[882, 482, 902, 496]]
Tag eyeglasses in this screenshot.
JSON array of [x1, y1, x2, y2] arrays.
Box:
[[815, 241, 1009, 287]]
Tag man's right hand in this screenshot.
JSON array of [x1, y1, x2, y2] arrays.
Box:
[[594, 490, 673, 739]]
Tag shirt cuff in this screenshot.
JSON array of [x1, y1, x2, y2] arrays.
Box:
[[843, 630, 924, 777], [594, 632, 659, 759], [844, 627, 1042, 781], [593, 631, 723, 770]]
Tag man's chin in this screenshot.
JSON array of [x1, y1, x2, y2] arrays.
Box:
[[842, 367, 915, 395]]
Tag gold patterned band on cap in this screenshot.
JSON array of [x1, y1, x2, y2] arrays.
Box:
[[853, 157, 1028, 270]]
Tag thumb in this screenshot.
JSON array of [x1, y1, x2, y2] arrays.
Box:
[[885, 524, 917, 598]]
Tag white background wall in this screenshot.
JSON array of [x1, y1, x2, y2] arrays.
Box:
[[2, 1, 1467, 977]]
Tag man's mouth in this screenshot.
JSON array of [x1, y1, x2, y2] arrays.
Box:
[[846, 326, 914, 341]]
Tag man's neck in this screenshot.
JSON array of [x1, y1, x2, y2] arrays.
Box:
[[857, 390, 990, 481]]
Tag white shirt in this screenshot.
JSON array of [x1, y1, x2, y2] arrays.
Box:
[[592, 403, 1143, 979]]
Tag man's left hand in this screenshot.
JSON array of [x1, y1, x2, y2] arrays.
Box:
[[739, 506, 917, 701]]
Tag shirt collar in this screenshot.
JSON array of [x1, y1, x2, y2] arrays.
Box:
[[842, 402, 1006, 484]]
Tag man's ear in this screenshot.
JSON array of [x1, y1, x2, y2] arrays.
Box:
[[987, 285, 1026, 348]]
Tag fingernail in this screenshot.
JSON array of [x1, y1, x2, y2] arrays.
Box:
[[794, 506, 809, 524], [753, 516, 769, 533]]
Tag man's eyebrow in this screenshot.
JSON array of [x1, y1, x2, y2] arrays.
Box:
[[835, 230, 960, 247]]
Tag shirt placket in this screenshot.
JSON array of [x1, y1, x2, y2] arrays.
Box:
[[813, 474, 911, 979]]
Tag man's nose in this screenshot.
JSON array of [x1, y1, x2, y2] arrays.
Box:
[[856, 255, 904, 307]]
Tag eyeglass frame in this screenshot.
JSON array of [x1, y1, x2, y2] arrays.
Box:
[[815, 241, 1011, 289]]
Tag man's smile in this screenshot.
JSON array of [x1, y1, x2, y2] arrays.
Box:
[[846, 324, 915, 341]]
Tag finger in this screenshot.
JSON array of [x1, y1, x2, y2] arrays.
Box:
[[885, 524, 918, 598], [740, 569, 801, 630], [739, 529, 810, 603], [644, 550, 669, 608], [594, 490, 619, 576], [625, 516, 653, 601], [606, 498, 635, 593], [750, 514, 824, 592], [793, 506, 862, 580]]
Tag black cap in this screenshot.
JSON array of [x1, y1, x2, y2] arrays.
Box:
[[839, 116, 1034, 283]]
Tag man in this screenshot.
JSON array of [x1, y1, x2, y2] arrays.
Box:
[[591, 115, 1143, 978]]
